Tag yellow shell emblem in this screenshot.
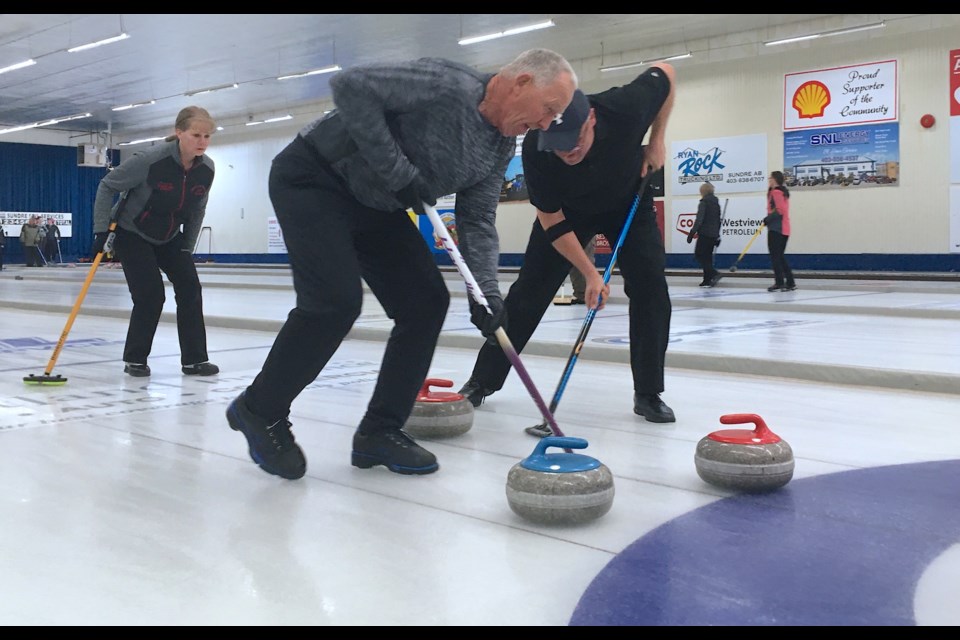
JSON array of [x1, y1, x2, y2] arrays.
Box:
[[792, 81, 831, 119]]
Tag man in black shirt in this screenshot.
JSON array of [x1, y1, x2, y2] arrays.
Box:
[[459, 63, 677, 429]]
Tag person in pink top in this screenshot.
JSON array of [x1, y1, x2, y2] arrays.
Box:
[[763, 170, 796, 292]]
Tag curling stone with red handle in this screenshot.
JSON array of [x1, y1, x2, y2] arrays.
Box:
[[695, 413, 794, 492], [402, 378, 474, 438]]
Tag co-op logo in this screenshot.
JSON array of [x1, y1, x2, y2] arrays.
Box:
[[675, 213, 696, 236]]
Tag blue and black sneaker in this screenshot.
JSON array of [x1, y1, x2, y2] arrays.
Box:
[[351, 429, 438, 475], [227, 392, 306, 480]]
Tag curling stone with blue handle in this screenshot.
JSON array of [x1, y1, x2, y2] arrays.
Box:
[[402, 378, 474, 439], [506, 436, 615, 525], [694, 413, 794, 492]]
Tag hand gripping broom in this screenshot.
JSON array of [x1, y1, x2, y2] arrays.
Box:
[[525, 170, 654, 437]]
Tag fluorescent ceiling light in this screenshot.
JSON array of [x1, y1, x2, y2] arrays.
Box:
[[0, 112, 91, 135], [119, 136, 166, 146], [0, 59, 36, 76], [112, 100, 156, 112], [277, 64, 342, 81], [67, 33, 130, 53], [763, 21, 885, 47], [47, 113, 92, 125], [246, 115, 293, 127], [458, 20, 554, 46], [600, 52, 692, 73], [184, 82, 239, 97]]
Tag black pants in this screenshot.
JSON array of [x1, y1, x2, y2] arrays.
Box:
[[694, 236, 719, 282], [244, 136, 450, 433], [25, 246, 42, 266], [44, 239, 60, 262], [467, 195, 671, 396], [114, 229, 209, 366], [767, 231, 794, 286]]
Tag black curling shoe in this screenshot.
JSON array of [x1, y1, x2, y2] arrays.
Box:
[[351, 429, 439, 475]]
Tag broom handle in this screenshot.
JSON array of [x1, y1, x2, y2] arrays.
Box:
[[42, 222, 116, 375], [423, 203, 565, 439], [734, 222, 764, 265]]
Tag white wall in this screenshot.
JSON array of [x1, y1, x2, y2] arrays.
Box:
[[9, 15, 959, 257], [495, 19, 960, 255]]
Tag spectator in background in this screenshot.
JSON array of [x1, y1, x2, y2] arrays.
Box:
[[687, 181, 722, 287], [19, 216, 43, 267], [43, 217, 61, 263], [764, 170, 796, 292]]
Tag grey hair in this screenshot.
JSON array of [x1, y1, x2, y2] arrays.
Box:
[[499, 48, 578, 87]]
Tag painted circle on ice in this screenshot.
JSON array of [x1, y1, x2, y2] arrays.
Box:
[[569, 460, 960, 625]]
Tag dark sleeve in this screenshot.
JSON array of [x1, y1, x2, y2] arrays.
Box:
[[93, 150, 151, 233], [595, 67, 671, 129], [453, 151, 511, 300], [690, 200, 705, 235], [521, 134, 562, 214]]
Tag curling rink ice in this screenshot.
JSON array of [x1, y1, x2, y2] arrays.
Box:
[[0, 263, 958, 625]]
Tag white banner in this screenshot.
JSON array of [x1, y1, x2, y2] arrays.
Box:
[[784, 60, 898, 131], [671, 134, 768, 197], [673, 195, 766, 255], [267, 217, 287, 254], [1, 212, 73, 238]]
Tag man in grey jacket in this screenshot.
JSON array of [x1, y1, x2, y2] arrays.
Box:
[[227, 49, 578, 480]]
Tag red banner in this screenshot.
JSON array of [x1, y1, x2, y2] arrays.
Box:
[[951, 49, 960, 117]]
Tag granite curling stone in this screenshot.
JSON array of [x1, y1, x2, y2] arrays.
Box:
[[506, 436, 615, 525], [402, 378, 474, 438], [694, 413, 794, 492]]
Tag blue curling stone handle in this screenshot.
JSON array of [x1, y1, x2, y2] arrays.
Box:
[[520, 436, 601, 473]]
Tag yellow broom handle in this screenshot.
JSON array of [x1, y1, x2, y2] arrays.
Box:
[[735, 223, 765, 263], [42, 222, 116, 376]]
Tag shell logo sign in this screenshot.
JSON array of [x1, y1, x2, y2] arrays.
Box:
[[793, 81, 831, 119], [783, 61, 896, 130]]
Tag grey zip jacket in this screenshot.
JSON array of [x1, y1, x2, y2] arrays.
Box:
[[93, 139, 214, 251], [299, 57, 515, 299]]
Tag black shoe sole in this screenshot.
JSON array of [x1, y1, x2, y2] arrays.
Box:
[[350, 451, 439, 475], [633, 404, 677, 423], [124, 367, 150, 377], [227, 403, 306, 480], [634, 410, 677, 423]]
